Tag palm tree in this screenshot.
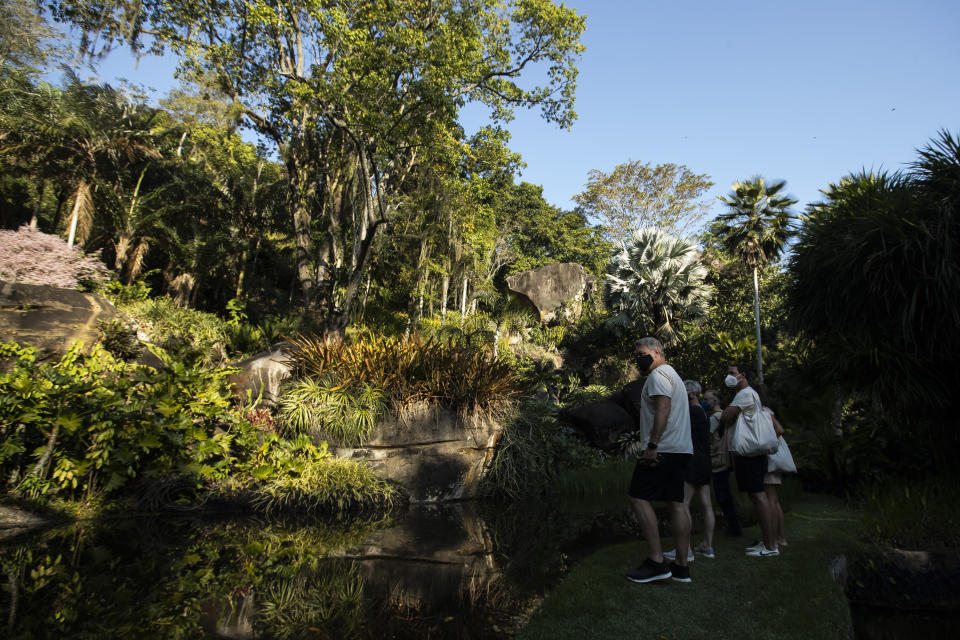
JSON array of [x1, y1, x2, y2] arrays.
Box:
[[713, 177, 796, 385], [605, 226, 712, 345]]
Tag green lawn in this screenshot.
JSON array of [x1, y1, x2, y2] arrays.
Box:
[[519, 493, 859, 640]]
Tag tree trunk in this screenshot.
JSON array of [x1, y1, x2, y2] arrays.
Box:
[[461, 278, 469, 316], [753, 266, 764, 386], [66, 180, 91, 247], [27, 425, 59, 480], [29, 179, 45, 230], [440, 273, 450, 326]]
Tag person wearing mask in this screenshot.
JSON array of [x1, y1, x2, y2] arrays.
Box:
[[703, 390, 743, 537], [624, 337, 694, 583], [721, 364, 779, 557]]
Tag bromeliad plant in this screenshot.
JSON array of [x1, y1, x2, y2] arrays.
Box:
[[284, 332, 518, 412]]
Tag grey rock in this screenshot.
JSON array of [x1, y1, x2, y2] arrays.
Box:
[[331, 402, 501, 502], [0, 280, 122, 360], [506, 262, 596, 324], [228, 342, 294, 408]]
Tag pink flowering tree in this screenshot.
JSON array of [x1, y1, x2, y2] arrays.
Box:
[[0, 225, 111, 289]]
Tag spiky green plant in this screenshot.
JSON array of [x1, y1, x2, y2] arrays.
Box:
[[284, 332, 518, 413], [277, 376, 386, 446], [605, 226, 712, 345]]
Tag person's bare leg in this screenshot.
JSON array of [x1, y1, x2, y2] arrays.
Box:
[[696, 484, 716, 548], [629, 497, 663, 561], [748, 491, 776, 550], [682, 481, 694, 541], [765, 484, 786, 546], [667, 501, 691, 566]]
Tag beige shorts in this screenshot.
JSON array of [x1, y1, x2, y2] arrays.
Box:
[[763, 471, 782, 485]]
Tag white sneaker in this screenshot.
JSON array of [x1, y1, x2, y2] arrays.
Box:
[[745, 541, 765, 553], [746, 546, 780, 557], [662, 548, 694, 562]]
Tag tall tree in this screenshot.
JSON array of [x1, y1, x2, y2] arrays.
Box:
[[573, 160, 713, 243], [713, 177, 796, 385], [605, 227, 711, 345], [50, 0, 586, 332]]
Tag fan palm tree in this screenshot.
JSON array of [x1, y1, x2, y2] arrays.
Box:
[[605, 226, 712, 345], [713, 177, 796, 384]]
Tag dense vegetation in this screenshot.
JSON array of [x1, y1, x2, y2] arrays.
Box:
[[1, 4, 958, 554]]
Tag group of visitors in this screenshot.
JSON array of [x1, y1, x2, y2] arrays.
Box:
[[624, 336, 791, 585]]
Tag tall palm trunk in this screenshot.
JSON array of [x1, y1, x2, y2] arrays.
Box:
[[753, 266, 764, 386]]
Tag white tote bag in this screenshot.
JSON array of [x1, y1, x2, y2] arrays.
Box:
[[767, 436, 797, 473], [731, 391, 780, 456]]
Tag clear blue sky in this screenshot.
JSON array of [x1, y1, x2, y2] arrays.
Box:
[[90, 0, 960, 219]]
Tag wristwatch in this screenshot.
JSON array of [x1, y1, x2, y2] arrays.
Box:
[[647, 442, 658, 450]]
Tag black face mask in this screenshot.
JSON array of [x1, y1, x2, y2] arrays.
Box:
[[636, 353, 654, 373]]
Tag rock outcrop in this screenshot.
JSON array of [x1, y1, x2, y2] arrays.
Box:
[[0, 281, 121, 360], [331, 402, 501, 502], [506, 262, 597, 324], [559, 379, 642, 451], [228, 342, 294, 408]]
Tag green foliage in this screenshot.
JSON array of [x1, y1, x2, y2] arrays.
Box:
[[0, 340, 397, 516], [120, 297, 228, 365], [277, 377, 386, 446], [574, 160, 714, 241], [857, 474, 960, 550], [284, 332, 519, 412], [96, 317, 142, 360], [0, 341, 241, 501], [250, 434, 398, 516], [605, 226, 711, 345], [482, 399, 604, 500], [787, 131, 960, 468]]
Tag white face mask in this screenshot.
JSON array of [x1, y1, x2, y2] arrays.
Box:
[[724, 374, 739, 388]]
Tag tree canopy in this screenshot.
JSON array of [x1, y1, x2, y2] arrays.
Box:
[[573, 160, 713, 242]]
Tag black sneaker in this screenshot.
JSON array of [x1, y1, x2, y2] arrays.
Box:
[[669, 562, 692, 583], [626, 558, 672, 583]]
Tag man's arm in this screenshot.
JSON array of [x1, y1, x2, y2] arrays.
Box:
[[721, 404, 740, 425], [641, 395, 671, 461]]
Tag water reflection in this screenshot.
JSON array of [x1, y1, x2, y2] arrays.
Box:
[[1, 496, 636, 639]]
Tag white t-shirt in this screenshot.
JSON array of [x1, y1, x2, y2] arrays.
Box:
[[729, 386, 762, 450], [638, 363, 693, 454]]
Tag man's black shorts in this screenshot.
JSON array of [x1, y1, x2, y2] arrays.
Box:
[[733, 453, 768, 494], [627, 452, 690, 503]]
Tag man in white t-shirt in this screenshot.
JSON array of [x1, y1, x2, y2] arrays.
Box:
[[721, 363, 779, 557], [624, 336, 694, 584]]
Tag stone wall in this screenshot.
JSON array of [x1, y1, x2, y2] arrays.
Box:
[[330, 402, 502, 503]]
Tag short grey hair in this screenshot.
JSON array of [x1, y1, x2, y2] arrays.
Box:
[[684, 380, 702, 395], [634, 336, 664, 356], [703, 390, 723, 410]]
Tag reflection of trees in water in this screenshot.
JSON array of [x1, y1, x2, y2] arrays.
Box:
[[2, 498, 634, 639]]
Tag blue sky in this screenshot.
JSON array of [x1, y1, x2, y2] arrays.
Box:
[[90, 0, 960, 221]]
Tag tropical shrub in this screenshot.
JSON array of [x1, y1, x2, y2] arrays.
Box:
[[0, 341, 398, 515], [0, 341, 243, 500], [605, 226, 711, 345], [0, 225, 110, 289], [284, 332, 519, 413], [119, 297, 229, 365], [277, 377, 386, 445], [786, 131, 960, 469], [481, 399, 604, 500]]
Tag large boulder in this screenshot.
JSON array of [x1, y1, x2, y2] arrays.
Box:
[[506, 262, 596, 324], [331, 402, 501, 503], [559, 379, 642, 451], [228, 342, 294, 408], [0, 280, 122, 360]]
